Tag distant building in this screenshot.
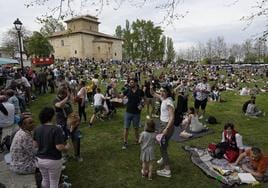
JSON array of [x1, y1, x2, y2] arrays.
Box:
[[48, 15, 122, 61]]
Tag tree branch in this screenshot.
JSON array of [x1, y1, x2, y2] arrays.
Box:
[[25, 0, 189, 25]]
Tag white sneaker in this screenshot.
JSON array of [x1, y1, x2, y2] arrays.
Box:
[[157, 158, 163, 165], [62, 182, 72, 188], [62, 165, 66, 170], [157, 169, 171, 178], [198, 115, 204, 120], [76, 156, 83, 162], [122, 143, 127, 150], [62, 174, 69, 181]]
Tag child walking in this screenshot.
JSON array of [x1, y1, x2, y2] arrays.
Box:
[[139, 119, 156, 180]]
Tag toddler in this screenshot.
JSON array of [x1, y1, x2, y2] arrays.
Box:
[[139, 119, 156, 180]]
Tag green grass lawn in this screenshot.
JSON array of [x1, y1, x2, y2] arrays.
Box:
[[30, 90, 268, 188]]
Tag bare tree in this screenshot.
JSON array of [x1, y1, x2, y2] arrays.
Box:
[[196, 42, 205, 62], [1, 27, 32, 57], [206, 39, 214, 61], [213, 36, 227, 61], [26, 0, 188, 25], [229, 44, 243, 62], [224, 0, 268, 39], [253, 38, 267, 62], [242, 39, 253, 55]]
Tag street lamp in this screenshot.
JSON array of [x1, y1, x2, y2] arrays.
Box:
[[13, 18, 24, 72]]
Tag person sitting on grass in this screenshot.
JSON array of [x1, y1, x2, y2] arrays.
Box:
[[233, 147, 268, 181], [211, 85, 221, 102], [209, 123, 244, 162], [139, 119, 156, 181], [240, 85, 250, 96], [10, 113, 36, 174], [245, 97, 264, 117], [181, 107, 207, 133], [242, 96, 256, 114]]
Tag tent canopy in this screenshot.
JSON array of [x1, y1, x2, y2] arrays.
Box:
[[0, 58, 19, 65]]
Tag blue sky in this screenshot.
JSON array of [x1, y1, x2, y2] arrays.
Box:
[[0, 0, 266, 51]]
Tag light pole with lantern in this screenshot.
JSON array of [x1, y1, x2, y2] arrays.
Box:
[[13, 18, 24, 72]]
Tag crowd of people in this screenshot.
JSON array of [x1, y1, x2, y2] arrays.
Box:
[[0, 58, 268, 187]]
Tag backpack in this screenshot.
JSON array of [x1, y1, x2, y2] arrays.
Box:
[[0, 129, 18, 151], [1, 135, 11, 151], [207, 116, 217, 124]]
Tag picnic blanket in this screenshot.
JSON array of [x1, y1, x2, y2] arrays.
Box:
[[171, 126, 215, 142], [183, 146, 265, 186], [154, 119, 214, 142]]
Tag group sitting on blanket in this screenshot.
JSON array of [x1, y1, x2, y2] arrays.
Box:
[[207, 122, 268, 181]]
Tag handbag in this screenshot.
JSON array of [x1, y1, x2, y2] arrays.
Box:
[[74, 96, 82, 103]]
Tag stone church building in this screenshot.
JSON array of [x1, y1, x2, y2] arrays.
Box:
[[48, 15, 122, 61]]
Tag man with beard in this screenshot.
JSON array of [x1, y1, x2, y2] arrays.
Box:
[[122, 78, 144, 150]]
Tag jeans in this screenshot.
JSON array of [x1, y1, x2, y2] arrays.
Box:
[[78, 102, 86, 121], [159, 121, 174, 166], [36, 158, 62, 188], [70, 129, 81, 157], [124, 112, 140, 128]]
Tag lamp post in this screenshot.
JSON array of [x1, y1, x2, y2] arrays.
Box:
[[13, 18, 24, 72]]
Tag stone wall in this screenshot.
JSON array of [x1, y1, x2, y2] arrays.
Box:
[[112, 40, 123, 61], [49, 34, 122, 61], [49, 34, 82, 59]]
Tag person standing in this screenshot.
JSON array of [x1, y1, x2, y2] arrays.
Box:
[[194, 76, 210, 119], [77, 80, 87, 122], [37, 69, 48, 94], [53, 87, 73, 140], [174, 80, 189, 126], [143, 80, 154, 116], [122, 78, 144, 150], [34, 107, 69, 188], [151, 85, 175, 178]]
